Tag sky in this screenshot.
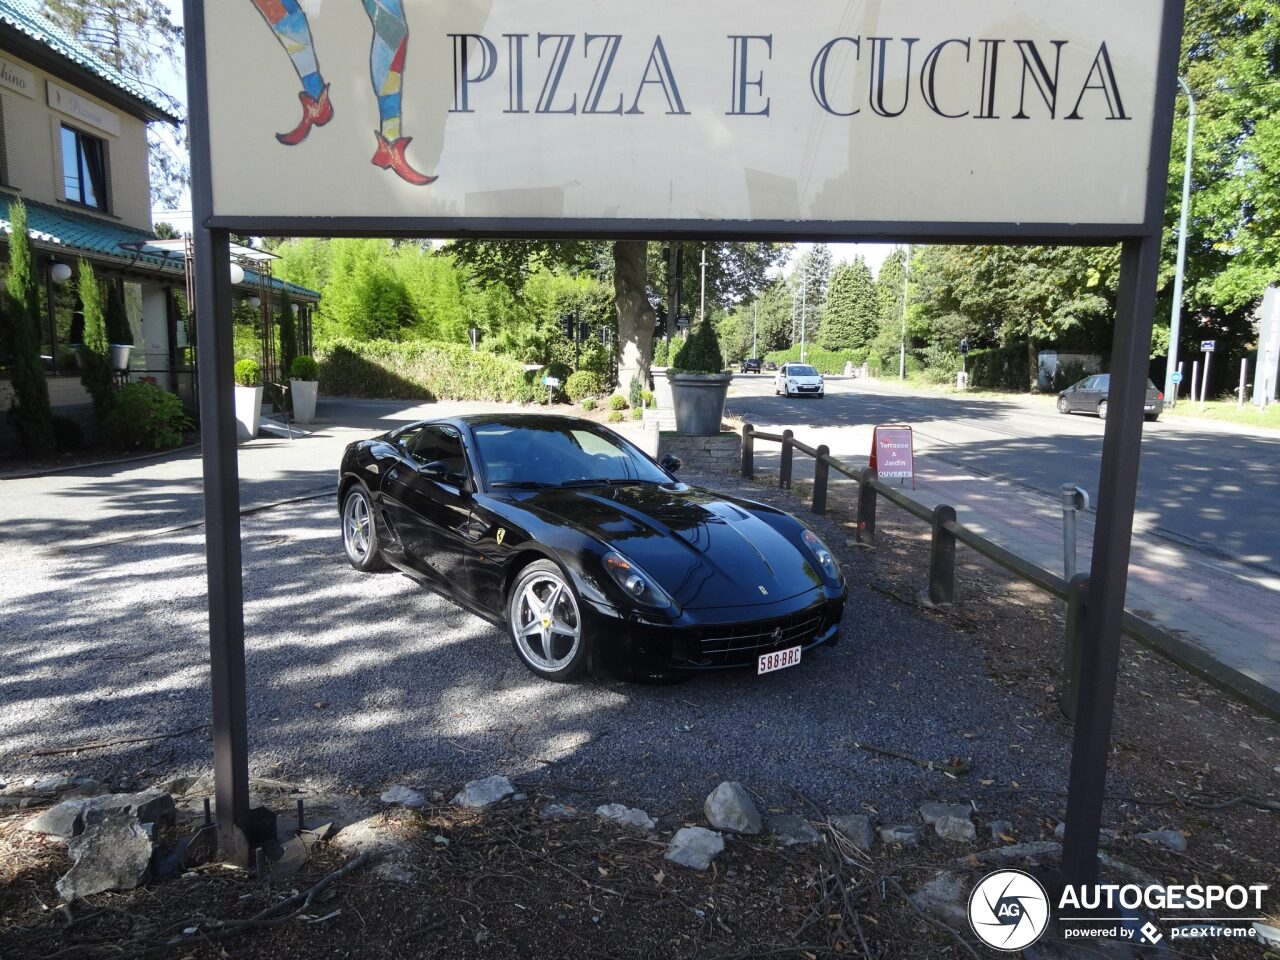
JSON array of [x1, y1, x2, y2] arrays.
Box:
[[149, 3, 897, 277]]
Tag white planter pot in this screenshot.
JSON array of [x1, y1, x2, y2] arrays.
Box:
[[234, 384, 263, 442], [290, 379, 318, 424], [650, 367, 673, 410], [109, 344, 132, 372]]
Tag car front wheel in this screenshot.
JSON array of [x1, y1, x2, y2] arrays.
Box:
[[509, 560, 589, 681], [1098, 400, 1108, 420], [1058, 396, 1070, 414], [342, 485, 388, 572]]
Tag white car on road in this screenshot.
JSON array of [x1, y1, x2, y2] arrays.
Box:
[[775, 363, 825, 398]]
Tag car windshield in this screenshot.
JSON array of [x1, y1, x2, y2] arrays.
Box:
[[473, 421, 673, 488], [788, 365, 818, 377]]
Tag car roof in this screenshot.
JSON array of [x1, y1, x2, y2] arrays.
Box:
[[446, 413, 606, 430]]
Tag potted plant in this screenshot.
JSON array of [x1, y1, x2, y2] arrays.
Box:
[[667, 322, 731, 436], [233, 358, 263, 442], [104, 282, 134, 372], [289, 355, 319, 424]]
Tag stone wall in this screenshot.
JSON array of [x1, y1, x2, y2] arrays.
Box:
[[658, 431, 741, 476]]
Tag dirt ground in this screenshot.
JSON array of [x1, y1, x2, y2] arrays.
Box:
[[1, 468, 1277, 960]]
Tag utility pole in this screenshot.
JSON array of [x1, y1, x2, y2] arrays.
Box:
[[899, 244, 911, 380], [1164, 78, 1195, 407], [752, 303, 758, 357], [801, 271, 808, 363], [699, 244, 707, 324]]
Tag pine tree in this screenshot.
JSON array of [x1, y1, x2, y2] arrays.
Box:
[[795, 244, 833, 342], [278, 291, 299, 378], [5, 201, 55, 456], [78, 260, 114, 418], [819, 257, 878, 350]]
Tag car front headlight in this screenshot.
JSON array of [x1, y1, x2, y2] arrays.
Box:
[[801, 529, 841, 581], [603, 551, 675, 610]]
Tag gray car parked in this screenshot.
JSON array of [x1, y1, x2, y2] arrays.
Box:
[[1057, 374, 1164, 422]]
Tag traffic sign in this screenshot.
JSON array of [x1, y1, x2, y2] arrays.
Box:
[[1201, 340, 1216, 352], [1171, 371, 1183, 384]]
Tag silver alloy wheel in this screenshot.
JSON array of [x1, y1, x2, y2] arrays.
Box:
[[512, 571, 582, 673], [1058, 396, 1070, 414], [1098, 400, 1108, 420], [343, 490, 373, 563]]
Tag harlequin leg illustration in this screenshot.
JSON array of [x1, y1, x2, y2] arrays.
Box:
[[362, 0, 437, 185], [250, 0, 334, 145]]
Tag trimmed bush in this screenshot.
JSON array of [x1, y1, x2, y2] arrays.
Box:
[[641, 390, 656, 408], [967, 344, 1032, 391], [763, 345, 867, 375], [581, 397, 597, 411], [104, 382, 192, 450], [317, 339, 539, 403], [566, 369, 607, 402], [672, 321, 724, 374], [289, 355, 319, 381], [653, 337, 671, 366], [234, 358, 262, 387], [628, 375, 643, 409], [607, 410, 624, 423], [608, 393, 629, 411], [105, 282, 132, 345], [630, 407, 643, 420]]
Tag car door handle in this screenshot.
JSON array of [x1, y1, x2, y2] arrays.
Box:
[[387, 467, 399, 482]]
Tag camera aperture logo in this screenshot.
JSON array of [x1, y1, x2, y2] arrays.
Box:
[[969, 870, 1051, 951]]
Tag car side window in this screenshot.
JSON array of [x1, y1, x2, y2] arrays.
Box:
[[394, 426, 422, 451], [413, 426, 468, 476]]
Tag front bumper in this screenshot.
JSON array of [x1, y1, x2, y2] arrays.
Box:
[[586, 587, 846, 678]]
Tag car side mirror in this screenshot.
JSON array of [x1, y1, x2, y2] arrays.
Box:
[[660, 453, 682, 473], [419, 460, 468, 487]]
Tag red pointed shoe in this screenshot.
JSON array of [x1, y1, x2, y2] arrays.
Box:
[[276, 85, 333, 146], [372, 132, 437, 186]]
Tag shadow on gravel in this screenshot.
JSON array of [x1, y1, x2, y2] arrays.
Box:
[[0, 478, 1072, 823]]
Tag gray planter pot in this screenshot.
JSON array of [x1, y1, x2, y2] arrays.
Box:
[[234, 384, 263, 443], [667, 371, 732, 436], [109, 344, 132, 372], [290, 378, 318, 424]]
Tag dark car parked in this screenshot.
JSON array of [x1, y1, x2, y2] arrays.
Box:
[[741, 358, 763, 373], [338, 415, 846, 682], [1057, 374, 1164, 422]]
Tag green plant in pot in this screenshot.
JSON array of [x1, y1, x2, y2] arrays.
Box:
[[667, 321, 731, 436], [233, 357, 263, 443], [104, 282, 134, 372], [289, 354, 320, 425]]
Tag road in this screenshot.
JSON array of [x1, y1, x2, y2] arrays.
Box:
[[726, 375, 1280, 574]]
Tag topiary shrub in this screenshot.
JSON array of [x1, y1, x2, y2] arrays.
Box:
[[317, 340, 540, 404], [581, 397, 597, 411], [608, 393, 628, 411], [289, 355, 319, 380], [234, 358, 262, 387], [566, 369, 607, 403], [641, 390, 656, 408], [653, 337, 671, 366], [628, 376, 643, 409], [105, 382, 193, 450], [671, 321, 724, 374], [607, 410, 624, 423], [630, 407, 643, 420], [105, 282, 132, 345]]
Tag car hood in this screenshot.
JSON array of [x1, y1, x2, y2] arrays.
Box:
[[785, 375, 823, 383], [518, 485, 823, 610]]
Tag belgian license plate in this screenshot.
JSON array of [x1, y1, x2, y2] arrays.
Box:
[[758, 646, 802, 675]]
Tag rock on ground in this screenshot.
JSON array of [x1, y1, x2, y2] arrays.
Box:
[[703, 782, 761, 835], [1134, 829, 1187, 853], [539, 803, 578, 821], [767, 815, 821, 846], [919, 802, 971, 826], [910, 870, 970, 927], [451, 775, 515, 809], [595, 804, 656, 833], [934, 814, 977, 843], [380, 785, 426, 808], [831, 814, 876, 851], [26, 789, 175, 841], [665, 827, 725, 870], [56, 811, 153, 900], [988, 820, 1014, 842], [330, 815, 411, 863]]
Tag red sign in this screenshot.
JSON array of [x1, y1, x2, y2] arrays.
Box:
[[870, 425, 915, 487]]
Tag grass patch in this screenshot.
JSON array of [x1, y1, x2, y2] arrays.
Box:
[[1164, 399, 1280, 429]]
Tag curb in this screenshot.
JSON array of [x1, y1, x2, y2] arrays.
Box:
[[0, 441, 202, 481]]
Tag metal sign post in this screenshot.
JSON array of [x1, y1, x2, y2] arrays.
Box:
[[1200, 340, 1216, 409]]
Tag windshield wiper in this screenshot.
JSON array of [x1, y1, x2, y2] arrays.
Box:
[[490, 480, 558, 489], [558, 477, 664, 488]]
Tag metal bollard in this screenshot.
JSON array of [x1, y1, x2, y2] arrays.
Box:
[[1061, 484, 1090, 581], [856, 468, 877, 545], [741, 423, 755, 479], [812, 446, 830, 514], [928, 505, 957, 605], [780, 429, 794, 489], [1060, 574, 1090, 721]]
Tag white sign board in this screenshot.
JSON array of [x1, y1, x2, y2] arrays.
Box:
[[200, 0, 1173, 232], [1201, 340, 1216, 352], [0, 57, 35, 99], [47, 80, 121, 136]]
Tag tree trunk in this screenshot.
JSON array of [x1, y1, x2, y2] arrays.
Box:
[[614, 240, 655, 391], [1027, 339, 1039, 392]]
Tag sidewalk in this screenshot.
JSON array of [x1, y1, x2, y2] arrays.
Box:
[[749, 442, 1280, 718]]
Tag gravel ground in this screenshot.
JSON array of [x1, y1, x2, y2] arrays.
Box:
[[0, 469, 1071, 821]]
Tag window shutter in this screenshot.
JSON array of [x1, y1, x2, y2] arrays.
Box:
[[106, 138, 121, 216], [50, 115, 64, 199]]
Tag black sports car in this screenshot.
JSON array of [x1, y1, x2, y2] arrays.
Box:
[[338, 414, 846, 681]]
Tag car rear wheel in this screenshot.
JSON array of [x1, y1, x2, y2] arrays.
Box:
[[1058, 396, 1071, 414], [1097, 400, 1108, 420], [1145, 413, 1160, 422], [342, 486, 388, 572], [509, 560, 588, 682]]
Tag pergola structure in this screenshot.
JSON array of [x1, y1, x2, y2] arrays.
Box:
[[181, 0, 1187, 899]]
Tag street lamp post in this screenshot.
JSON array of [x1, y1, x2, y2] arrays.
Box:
[[899, 244, 911, 380], [1164, 78, 1196, 408]]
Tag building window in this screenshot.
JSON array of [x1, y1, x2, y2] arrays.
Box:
[[61, 125, 107, 210]]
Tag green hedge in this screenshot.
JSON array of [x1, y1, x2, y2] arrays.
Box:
[[318, 339, 540, 403], [966, 344, 1032, 391], [565, 369, 607, 402], [763, 346, 872, 374]]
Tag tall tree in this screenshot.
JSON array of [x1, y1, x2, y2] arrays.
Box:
[[77, 259, 114, 418], [5, 201, 55, 456], [819, 258, 878, 350], [650, 242, 792, 333], [40, 0, 187, 207], [755, 278, 795, 353], [793, 244, 833, 343]]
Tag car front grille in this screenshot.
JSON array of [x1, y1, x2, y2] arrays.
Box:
[[698, 609, 827, 659]]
